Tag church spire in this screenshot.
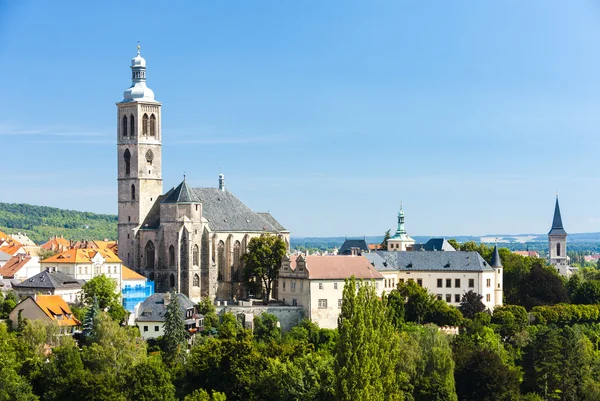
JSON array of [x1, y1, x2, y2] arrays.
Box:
[[491, 244, 502, 268], [549, 195, 567, 235], [395, 203, 406, 236]]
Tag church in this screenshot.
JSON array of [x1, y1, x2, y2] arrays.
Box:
[[116, 47, 290, 302]]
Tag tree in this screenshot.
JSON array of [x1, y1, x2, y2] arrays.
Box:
[[82, 295, 99, 340], [454, 348, 520, 401], [459, 290, 486, 319], [519, 262, 569, 310], [572, 280, 600, 304], [413, 326, 457, 401], [162, 292, 187, 364], [183, 389, 227, 401], [38, 248, 57, 261], [81, 275, 126, 322], [242, 235, 287, 302], [124, 357, 176, 401], [335, 277, 404, 400], [253, 313, 281, 343], [380, 229, 391, 249]]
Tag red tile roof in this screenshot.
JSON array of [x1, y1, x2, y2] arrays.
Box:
[[122, 266, 145, 280], [34, 295, 81, 327], [292, 255, 383, 280], [0, 254, 32, 278]]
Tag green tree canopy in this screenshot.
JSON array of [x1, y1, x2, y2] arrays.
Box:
[[81, 275, 126, 322], [162, 292, 188, 364], [242, 234, 287, 302], [459, 290, 486, 319]]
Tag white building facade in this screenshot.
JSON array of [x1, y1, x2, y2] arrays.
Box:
[[365, 248, 503, 310], [278, 255, 384, 329]]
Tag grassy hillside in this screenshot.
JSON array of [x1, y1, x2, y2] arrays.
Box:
[[0, 202, 117, 244]]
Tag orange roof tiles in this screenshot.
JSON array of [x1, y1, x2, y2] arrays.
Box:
[[292, 255, 384, 280], [0, 254, 32, 278], [122, 266, 146, 280], [42, 248, 122, 264], [34, 295, 81, 327], [0, 244, 24, 256], [41, 237, 71, 251]]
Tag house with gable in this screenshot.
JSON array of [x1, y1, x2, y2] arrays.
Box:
[[9, 295, 81, 333]]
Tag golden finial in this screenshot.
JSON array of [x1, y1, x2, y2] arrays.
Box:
[[137, 41, 140, 54]]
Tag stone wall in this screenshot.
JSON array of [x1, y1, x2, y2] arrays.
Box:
[[215, 304, 304, 332]]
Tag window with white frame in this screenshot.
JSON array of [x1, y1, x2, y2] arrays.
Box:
[[338, 299, 342, 308], [318, 299, 327, 309], [318, 283, 323, 290], [334, 282, 338, 290], [486, 294, 491, 302], [486, 278, 491, 288]]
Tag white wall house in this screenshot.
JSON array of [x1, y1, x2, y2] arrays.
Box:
[[365, 247, 503, 310], [133, 293, 203, 340], [40, 248, 123, 290], [278, 255, 384, 329]]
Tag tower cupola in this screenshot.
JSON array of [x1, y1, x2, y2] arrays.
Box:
[[122, 45, 155, 102]]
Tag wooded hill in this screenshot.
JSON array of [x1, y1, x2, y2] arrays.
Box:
[[0, 202, 117, 244]]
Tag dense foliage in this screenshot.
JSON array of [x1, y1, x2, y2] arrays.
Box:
[[0, 202, 117, 244]]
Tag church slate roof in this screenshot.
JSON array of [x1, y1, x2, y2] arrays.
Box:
[[140, 194, 167, 230], [13, 270, 84, 290], [140, 185, 287, 234], [549, 197, 567, 236], [193, 188, 285, 233], [412, 238, 456, 252], [338, 239, 370, 255], [257, 212, 288, 232], [161, 180, 200, 204], [364, 251, 494, 272]]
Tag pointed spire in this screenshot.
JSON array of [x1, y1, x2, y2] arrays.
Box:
[[549, 194, 567, 235], [491, 244, 502, 267], [162, 178, 199, 204]]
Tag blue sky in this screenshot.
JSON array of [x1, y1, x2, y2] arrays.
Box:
[[1, 1, 600, 237]]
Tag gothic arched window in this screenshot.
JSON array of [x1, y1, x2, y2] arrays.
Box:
[[131, 184, 136, 200], [169, 245, 175, 267], [233, 241, 241, 281], [145, 241, 155, 268], [122, 115, 128, 137], [217, 241, 225, 281], [123, 149, 131, 175], [193, 244, 199, 266], [130, 114, 135, 136], [169, 273, 175, 289], [180, 228, 189, 269], [150, 114, 156, 136], [193, 274, 200, 287], [557, 243, 561, 257], [142, 114, 149, 135]]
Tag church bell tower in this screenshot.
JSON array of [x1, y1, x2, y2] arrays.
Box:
[[116, 45, 163, 269]]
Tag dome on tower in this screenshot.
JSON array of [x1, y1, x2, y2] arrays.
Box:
[[121, 45, 156, 103], [131, 51, 146, 68]]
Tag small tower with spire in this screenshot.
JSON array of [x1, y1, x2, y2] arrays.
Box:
[[548, 194, 569, 275], [218, 170, 225, 191], [387, 203, 415, 251], [490, 243, 503, 306]]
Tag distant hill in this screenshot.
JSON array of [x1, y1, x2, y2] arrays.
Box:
[[0, 202, 117, 244]]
